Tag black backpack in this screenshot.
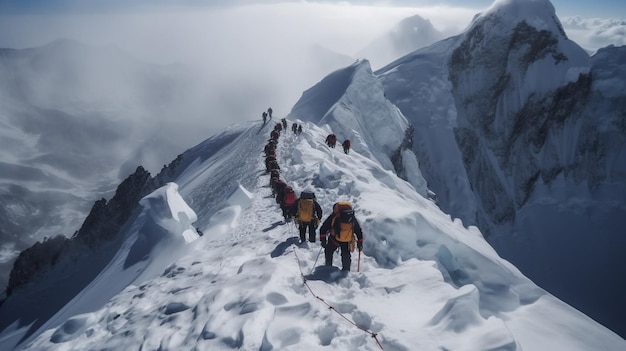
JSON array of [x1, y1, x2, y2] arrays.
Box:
[[337, 209, 354, 225], [300, 191, 315, 199]]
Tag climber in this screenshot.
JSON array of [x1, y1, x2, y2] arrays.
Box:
[[342, 139, 351, 154], [293, 191, 323, 243], [325, 134, 337, 148], [319, 202, 363, 271]]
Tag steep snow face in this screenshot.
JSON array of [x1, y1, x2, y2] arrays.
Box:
[[378, 0, 626, 337], [0, 125, 253, 349], [448, 0, 591, 227], [377, 37, 478, 226], [0, 182, 199, 350], [4, 119, 625, 351], [488, 44, 626, 337], [448, 4, 626, 337], [289, 60, 429, 196]]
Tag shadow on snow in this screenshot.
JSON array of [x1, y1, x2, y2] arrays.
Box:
[[271, 237, 300, 258], [262, 221, 287, 233], [305, 265, 348, 283]]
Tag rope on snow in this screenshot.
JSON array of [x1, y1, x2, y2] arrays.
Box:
[[291, 245, 385, 350]]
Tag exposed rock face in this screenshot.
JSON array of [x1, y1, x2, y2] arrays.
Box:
[[6, 236, 70, 296], [73, 166, 153, 247], [377, 0, 626, 337], [448, 5, 592, 232], [391, 124, 415, 178], [5, 154, 186, 297], [5, 167, 152, 296]]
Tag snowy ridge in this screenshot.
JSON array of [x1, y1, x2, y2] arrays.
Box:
[[8, 118, 624, 350], [289, 60, 428, 197]]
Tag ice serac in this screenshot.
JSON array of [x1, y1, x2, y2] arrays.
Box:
[[288, 60, 429, 196]]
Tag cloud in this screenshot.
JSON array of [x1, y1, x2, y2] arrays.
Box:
[[1, 3, 622, 175], [0, 243, 20, 264], [0, 2, 480, 178], [562, 16, 626, 54], [0, 2, 477, 62], [0, 2, 477, 120]]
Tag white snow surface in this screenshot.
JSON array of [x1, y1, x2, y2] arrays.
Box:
[[288, 60, 428, 198], [3, 117, 624, 350]]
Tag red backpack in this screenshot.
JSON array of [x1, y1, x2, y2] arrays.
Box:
[[283, 186, 296, 205]]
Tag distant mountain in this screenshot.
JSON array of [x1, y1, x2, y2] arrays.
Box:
[[0, 39, 215, 288], [357, 14, 445, 69], [377, 0, 626, 337]]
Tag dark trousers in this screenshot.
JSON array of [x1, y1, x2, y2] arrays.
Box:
[[281, 204, 294, 220], [325, 240, 351, 271], [298, 221, 316, 242]]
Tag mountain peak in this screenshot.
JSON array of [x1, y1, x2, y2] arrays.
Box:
[[479, 0, 565, 36], [394, 14, 434, 32], [357, 13, 444, 69]]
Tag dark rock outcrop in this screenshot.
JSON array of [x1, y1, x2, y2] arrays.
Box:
[[5, 154, 186, 297]]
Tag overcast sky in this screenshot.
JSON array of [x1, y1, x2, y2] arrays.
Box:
[[0, 0, 623, 17], [0, 0, 622, 108], [0, 0, 623, 158], [0, 0, 622, 56]]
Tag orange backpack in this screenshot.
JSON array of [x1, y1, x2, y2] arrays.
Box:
[[331, 202, 354, 242]]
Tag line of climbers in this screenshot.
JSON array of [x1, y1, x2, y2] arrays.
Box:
[[325, 134, 351, 154], [292, 122, 302, 135], [262, 107, 273, 124], [262, 117, 363, 272]]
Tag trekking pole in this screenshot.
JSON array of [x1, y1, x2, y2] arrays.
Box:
[[310, 247, 323, 275], [357, 250, 361, 272]]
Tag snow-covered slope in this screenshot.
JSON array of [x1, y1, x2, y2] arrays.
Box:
[[377, 0, 626, 336], [1, 0, 624, 347], [2, 48, 626, 348], [288, 60, 428, 196], [1, 114, 624, 350]]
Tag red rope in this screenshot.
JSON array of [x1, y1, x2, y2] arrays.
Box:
[[292, 245, 384, 350]]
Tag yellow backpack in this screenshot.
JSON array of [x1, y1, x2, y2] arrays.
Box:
[[298, 199, 314, 222]]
